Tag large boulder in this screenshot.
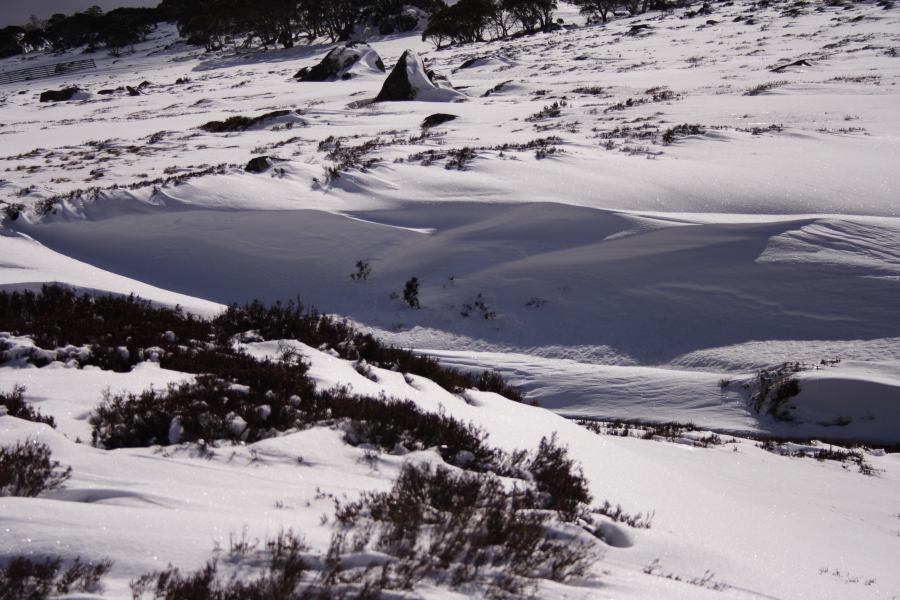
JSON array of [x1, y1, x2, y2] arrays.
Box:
[[375, 50, 464, 103], [295, 43, 385, 82]]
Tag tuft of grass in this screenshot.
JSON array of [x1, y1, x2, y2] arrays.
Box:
[[744, 80, 789, 96]]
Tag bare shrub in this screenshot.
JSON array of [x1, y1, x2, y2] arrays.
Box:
[[749, 363, 803, 421], [0, 384, 55, 428], [662, 123, 705, 144], [0, 440, 71, 497], [329, 461, 596, 596], [0, 556, 112, 600]]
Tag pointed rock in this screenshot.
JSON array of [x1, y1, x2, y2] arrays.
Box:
[[375, 50, 464, 103]]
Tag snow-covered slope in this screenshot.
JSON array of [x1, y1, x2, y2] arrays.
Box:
[[3, 339, 900, 599], [1, 2, 898, 443], [1, 2, 900, 597]]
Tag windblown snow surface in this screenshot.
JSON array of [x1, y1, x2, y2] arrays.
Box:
[[1, 1, 899, 598]]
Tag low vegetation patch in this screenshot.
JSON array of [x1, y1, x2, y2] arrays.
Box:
[[404, 137, 562, 168], [571, 86, 605, 95], [576, 419, 732, 448], [662, 123, 705, 144], [92, 376, 502, 473], [757, 440, 879, 476], [0, 287, 525, 403], [643, 559, 729, 592], [526, 101, 566, 122], [605, 87, 680, 113]]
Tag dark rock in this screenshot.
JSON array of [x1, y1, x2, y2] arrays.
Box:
[[375, 50, 463, 103], [245, 156, 273, 173], [39, 87, 80, 102], [295, 43, 385, 82], [376, 51, 417, 102], [771, 59, 812, 73], [458, 57, 482, 70], [201, 109, 294, 133], [626, 24, 653, 36], [421, 113, 457, 129], [126, 85, 140, 96]]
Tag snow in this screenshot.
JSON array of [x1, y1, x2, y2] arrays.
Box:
[[2, 341, 899, 599], [2, 1, 900, 598]]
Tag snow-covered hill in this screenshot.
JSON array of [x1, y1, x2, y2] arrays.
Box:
[[2, 1, 899, 598]]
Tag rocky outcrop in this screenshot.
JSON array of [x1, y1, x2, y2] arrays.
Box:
[[295, 44, 385, 82], [39, 87, 83, 102], [421, 113, 457, 129], [245, 156, 274, 173], [375, 50, 463, 103]]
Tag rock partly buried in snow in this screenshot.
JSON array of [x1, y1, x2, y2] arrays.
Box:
[[375, 50, 464, 103], [39, 87, 87, 102], [200, 109, 304, 133], [421, 113, 457, 129], [295, 43, 385, 82], [245, 156, 275, 173]]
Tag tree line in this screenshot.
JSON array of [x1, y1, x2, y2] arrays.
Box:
[[0, 0, 695, 59], [0, 6, 161, 58], [158, 0, 444, 51], [0, 1, 443, 57], [422, 0, 690, 48]]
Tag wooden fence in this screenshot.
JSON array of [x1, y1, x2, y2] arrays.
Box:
[[0, 59, 97, 86]]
